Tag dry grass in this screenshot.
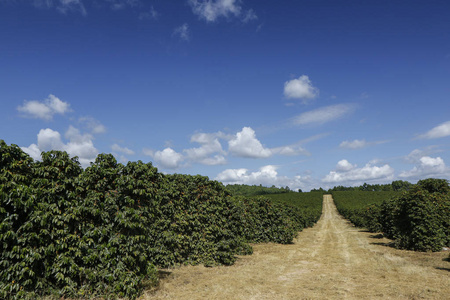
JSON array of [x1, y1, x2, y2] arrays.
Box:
[[142, 195, 450, 299]]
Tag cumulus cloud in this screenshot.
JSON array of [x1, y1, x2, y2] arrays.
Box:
[[111, 143, 135, 155], [151, 148, 184, 169], [418, 121, 450, 139], [188, 0, 256, 23], [399, 156, 448, 178], [21, 143, 41, 161], [144, 127, 310, 168], [335, 159, 356, 172], [189, 127, 309, 161], [64, 127, 98, 166], [292, 104, 356, 126], [173, 23, 190, 41], [184, 132, 227, 165], [17, 94, 71, 121], [216, 165, 310, 191], [283, 75, 319, 102], [323, 159, 394, 183], [37, 128, 65, 151], [21, 126, 98, 167], [228, 127, 272, 158]]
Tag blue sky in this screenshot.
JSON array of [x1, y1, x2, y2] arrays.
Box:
[[1, 0, 450, 191]]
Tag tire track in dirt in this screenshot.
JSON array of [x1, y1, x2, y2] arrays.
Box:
[[144, 195, 450, 300]]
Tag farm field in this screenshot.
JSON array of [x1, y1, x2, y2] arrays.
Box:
[[145, 195, 450, 300]]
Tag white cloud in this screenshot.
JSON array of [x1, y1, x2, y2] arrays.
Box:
[[152, 147, 184, 169], [283, 75, 319, 102], [38, 128, 65, 151], [335, 159, 356, 172], [399, 156, 448, 179], [228, 127, 272, 158], [17, 94, 71, 121], [21, 126, 98, 168], [111, 143, 135, 155], [188, 0, 256, 23], [183, 127, 309, 161], [216, 165, 310, 191], [145, 127, 309, 168], [173, 23, 190, 41], [292, 104, 356, 126], [404, 147, 441, 163], [323, 159, 394, 183], [418, 121, 450, 139], [20, 144, 41, 161], [184, 132, 227, 165]]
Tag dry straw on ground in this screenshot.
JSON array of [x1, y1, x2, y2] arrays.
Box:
[[143, 195, 450, 300]]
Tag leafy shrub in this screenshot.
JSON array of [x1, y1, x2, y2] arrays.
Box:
[[333, 183, 450, 252], [380, 179, 450, 252], [150, 174, 251, 267], [332, 191, 398, 231], [263, 192, 323, 229], [0, 146, 158, 299], [230, 197, 297, 244]]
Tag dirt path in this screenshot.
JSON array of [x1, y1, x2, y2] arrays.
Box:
[[143, 195, 450, 299]]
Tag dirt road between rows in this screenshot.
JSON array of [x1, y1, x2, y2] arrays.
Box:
[[144, 195, 450, 299]]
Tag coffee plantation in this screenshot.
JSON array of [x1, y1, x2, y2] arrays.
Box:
[[332, 180, 450, 252], [0, 140, 322, 299]]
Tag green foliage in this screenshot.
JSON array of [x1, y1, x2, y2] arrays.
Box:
[[380, 180, 450, 252], [328, 181, 412, 192], [231, 197, 297, 244], [332, 191, 399, 232], [0, 147, 159, 299], [332, 179, 450, 252], [150, 174, 250, 267], [225, 184, 293, 196], [263, 192, 323, 229], [1, 140, 323, 299]]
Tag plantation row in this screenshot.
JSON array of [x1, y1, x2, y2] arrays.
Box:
[[332, 179, 450, 252], [0, 140, 322, 300]]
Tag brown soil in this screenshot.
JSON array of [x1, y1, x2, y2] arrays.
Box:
[[142, 195, 450, 299]]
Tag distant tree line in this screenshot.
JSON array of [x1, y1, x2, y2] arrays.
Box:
[[225, 184, 293, 196], [310, 180, 413, 193]]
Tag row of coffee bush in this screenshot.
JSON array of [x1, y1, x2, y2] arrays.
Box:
[[0, 140, 321, 299], [332, 179, 450, 252]]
